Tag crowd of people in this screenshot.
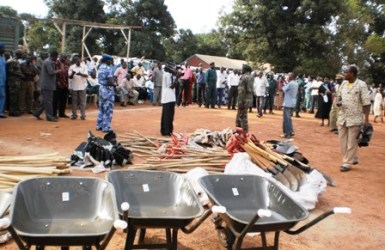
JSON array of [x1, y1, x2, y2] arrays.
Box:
[[0, 43, 381, 171]]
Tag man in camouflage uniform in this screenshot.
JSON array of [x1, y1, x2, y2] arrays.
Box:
[[236, 64, 254, 132], [7, 50, 24, 116], [295, 74, 306, 117], [96, 54, 115, 132], [20, 55, 38, 114]]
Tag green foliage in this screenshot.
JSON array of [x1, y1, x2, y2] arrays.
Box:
[[27, 21, 61, 52], [44, 0, 106, 54], [0, 5, 18, 17]]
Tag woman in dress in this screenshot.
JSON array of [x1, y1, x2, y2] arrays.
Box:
[[315, 77, 333, 126], [373, 87, 384, 123]]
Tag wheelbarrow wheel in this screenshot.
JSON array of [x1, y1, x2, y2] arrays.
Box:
[[216, 227, 229, 248]]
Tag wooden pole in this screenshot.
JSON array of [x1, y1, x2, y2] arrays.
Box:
[[61, 22, 66, 53]]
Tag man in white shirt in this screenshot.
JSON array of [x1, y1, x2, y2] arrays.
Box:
[[68, 56, 88, 120], [253, 71, 269, 117], [216, 67, 227, 108], [133, 74, 146, 103], [309, 76, 323, 113], [227, 69, 240, 109]]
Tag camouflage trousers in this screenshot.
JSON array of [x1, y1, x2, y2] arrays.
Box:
[[8, 78, 21, 114], [236, 108, 249, 133]]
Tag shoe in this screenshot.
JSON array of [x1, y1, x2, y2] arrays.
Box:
[[33, 114, 43, 120], [96, 128, 102, 131], [28, 110, 33, 114], [290, 132, 295, 137], [81, 117, 86, 120], [59, 114, 70, 118], [280, 134, 291, 138], [257, 114, 261, 118], [71, 116, 77, 120], [232, 108, 236, 110], [120, 103, 126, 107], [0, 114, 6, 118], [295, 115, 301, 118], [269, 111, 274, 115], [330, 128, 338, 132], [47, 118, 58, 122], [340, 164, 351, 172], [9, 112, 22, 117]]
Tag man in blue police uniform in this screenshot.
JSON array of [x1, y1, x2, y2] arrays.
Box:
[[96, 54, 115, 132]]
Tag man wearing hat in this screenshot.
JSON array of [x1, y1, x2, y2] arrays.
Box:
[[205, 62, 217, 108], [7, 50, 24, 116], [0, 43, 6, 118], [236, 64, 254, 132], [329, 73, 344, 134], [96, 54, 115, 132]]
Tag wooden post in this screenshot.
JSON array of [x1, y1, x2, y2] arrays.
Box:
[[127, 28, 131, 60], [81, 26, 85, 60], [61, 22, 66, 53]]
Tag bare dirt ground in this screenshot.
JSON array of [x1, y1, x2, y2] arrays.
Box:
[[1, 102, 384, 250]]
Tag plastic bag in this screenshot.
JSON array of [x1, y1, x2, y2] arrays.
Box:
[[185, 167, 210, 206], [224, 153, 326, 210]]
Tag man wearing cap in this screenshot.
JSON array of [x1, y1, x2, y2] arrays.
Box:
[[205, 62, 217, 109], [96, 54, 115, 132], [337, 65, 370, 172], [20, 55, 39, 114], [236, 64, 254, 132], [7, 50, 24, 116], [0, 43, 6, 118], [329, 74, 344, 133]]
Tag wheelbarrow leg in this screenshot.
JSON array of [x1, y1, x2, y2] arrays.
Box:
[[36, 246, 45, 250], [234, 236, 244, 250], [124, 226, 137, 250], [261, 232, 268, 249], [166, 228, 172, 249], [82, 246, 92, 250], [60, 247, 69, 250], [170, 229, 178, 250], [138, 228, 146, 244], [273, 231, 280, 250]]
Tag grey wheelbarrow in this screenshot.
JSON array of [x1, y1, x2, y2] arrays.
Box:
[[8, 177, 127, 250], [199, 174, 351, 250]]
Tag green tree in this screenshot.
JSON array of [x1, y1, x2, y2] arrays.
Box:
[[219, 0, 344, 75], [44, 0, 106, 54], [104, 0, 175, 60], [0, 5, 18, 17]]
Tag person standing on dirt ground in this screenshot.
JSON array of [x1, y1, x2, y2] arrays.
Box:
[[264, 72, 277, 114], [152, 62, 163, 106], [33, 51, 62, 122], [235, 64, 253, 133], [227, 69, 240, 110], [7, 50, 24, 117], [96, 54, 115, 133], [295, 74, 306, 118], [0, 43, 6, 118], [161, 62, 176, 136], [205, 62, 217, 109], [253, 71, 268, 118], [329, 74, 344, 134], [281, 72, 298, 138], [337, 65, 370, 172], [68, 56, 88, 120], [53, 54, 70, 119]]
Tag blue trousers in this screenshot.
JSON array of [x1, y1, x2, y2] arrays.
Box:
[[97, 87, 115, 132], [283, 107, 294, 136], [0, 83, 5, 115]]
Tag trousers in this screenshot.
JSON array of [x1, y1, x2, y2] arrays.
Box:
[[19, 80, 34, 112], [236, 108, 249, 132], [71, 89, 86, 119], [205, 83, 216, 108], [283, 107, 294, 136], [338, 125, 360, 166], [161, 102, 175, 136], [228, 86, 238, 109]]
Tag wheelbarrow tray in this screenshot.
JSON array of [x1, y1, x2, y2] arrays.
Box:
[[199, 174, 309, 233], [107, 170, 204, 228], [9, 177, 118, 247]]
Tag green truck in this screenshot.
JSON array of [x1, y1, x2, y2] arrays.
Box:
[[0, 13, 21, 51]]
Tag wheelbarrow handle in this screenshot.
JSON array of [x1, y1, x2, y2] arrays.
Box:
[[0, 217, 10, 229], [237, 209, 272, 239], [182, 205, 230, 234], [285, 207, 351, 235]]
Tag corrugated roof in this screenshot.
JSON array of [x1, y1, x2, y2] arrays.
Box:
[[193, 54, 247, 70]]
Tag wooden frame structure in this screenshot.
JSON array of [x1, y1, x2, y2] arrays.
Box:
[[48, 18, 141, 60]]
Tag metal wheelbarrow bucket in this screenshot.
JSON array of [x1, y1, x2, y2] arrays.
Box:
[[9, 177, 126, 250], [199, 174, 351, 250], [107, 170, 209, 250]]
